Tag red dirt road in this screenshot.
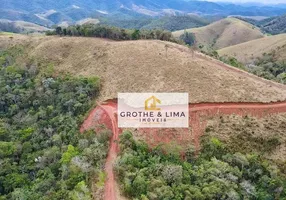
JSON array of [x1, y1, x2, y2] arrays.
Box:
[[80, 100, 286, 200], [81, 101, 120, 200]]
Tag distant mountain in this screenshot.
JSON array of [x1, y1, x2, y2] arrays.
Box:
[[100, 15, 210, 31], [238, 14, 286, 35], [1, 0, 286, 27], [140, 15, 209, 31], [260, 14, 286, 34]]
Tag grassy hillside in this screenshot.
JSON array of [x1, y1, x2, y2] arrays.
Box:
[[0, 19, 50, 33], [173, 18, 264, 51], [1, 33, 286, 200], [218, 34, 286, 64], [76, 18, 100, 25], [218, 34, 286, 84], [0, 35, 285, 103]]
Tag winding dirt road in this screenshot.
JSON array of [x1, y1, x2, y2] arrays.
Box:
[[80, 100, 286, 200]]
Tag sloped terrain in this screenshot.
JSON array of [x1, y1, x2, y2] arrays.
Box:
[[218, 34, 286, 64], [81, 100, 286, 200], [0, 19, 51, 33], [76, 18, 100, 25], [206, 113, 286, 162], [173, 18, 264, 51], [0, 35, 286, 103], [258, 14, 286, 35]]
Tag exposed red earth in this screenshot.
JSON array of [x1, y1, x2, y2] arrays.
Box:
[[80, 100, 286, 200], [80, 101, 120, 200]]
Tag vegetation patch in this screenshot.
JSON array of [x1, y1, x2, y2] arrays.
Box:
[[0, 49, 110, 199], [115, 131, 286, 200], [205, 114, 286, 162], [212, 50, 286, 84], [46, 24, 181, 44]]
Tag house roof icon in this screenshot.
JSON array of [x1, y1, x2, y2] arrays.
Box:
[[145, 96, 161, 110]]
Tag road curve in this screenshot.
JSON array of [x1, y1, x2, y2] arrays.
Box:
[[81, 100, 286, 200]]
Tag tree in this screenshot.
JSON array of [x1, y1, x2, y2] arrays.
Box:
[[61, 145, 79, 164], [180, 31, 195, 46], [131, 30, 141, 40], [56, 27, 63, 35]]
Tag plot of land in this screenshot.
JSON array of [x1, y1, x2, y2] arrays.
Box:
[[0, 35, 285, 103]]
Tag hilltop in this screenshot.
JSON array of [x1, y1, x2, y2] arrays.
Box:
[[173, 18, 264, 51], [218, 34, 286, 64], [1, 35, 285, 103]]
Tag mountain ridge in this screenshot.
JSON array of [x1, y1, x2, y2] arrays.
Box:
[[2, 0, 286, 26]]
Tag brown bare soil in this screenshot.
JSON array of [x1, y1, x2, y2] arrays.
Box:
[[218, 33, 286, 64], [1, 35, 285, 103], [173, 17, 264, 50], [81, 101, 286, 200]]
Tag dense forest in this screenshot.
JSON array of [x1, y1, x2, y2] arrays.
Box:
[[0, 47, 110, 199], [116, 131, 286, 200], [138, 15, 209, 31], [237, 15, 286, 35], [99, 15, 209, 31], [46, 24, 180, 43]]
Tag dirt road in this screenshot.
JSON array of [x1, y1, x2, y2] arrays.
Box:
[[80, 100, 286, 200]]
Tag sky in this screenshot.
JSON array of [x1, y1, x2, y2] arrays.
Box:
[[204, 0, 286, 4]]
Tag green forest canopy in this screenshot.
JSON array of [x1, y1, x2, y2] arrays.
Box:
[[0, 47, 111, 199]]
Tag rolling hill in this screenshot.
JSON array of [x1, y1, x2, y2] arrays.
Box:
[[0, 35, 285, 103], [0, 19, 51, 33], [218, 34, 286, 64], [173, 17, 264, 51]]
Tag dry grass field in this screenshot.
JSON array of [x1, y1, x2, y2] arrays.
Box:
[[0, 19, 51, 32], [0, 35, 285, 103], [206, 113, 286, 162], [173, 17, 264, 51], [218, 33, 286, 64], [76, 18, 100, 25]]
